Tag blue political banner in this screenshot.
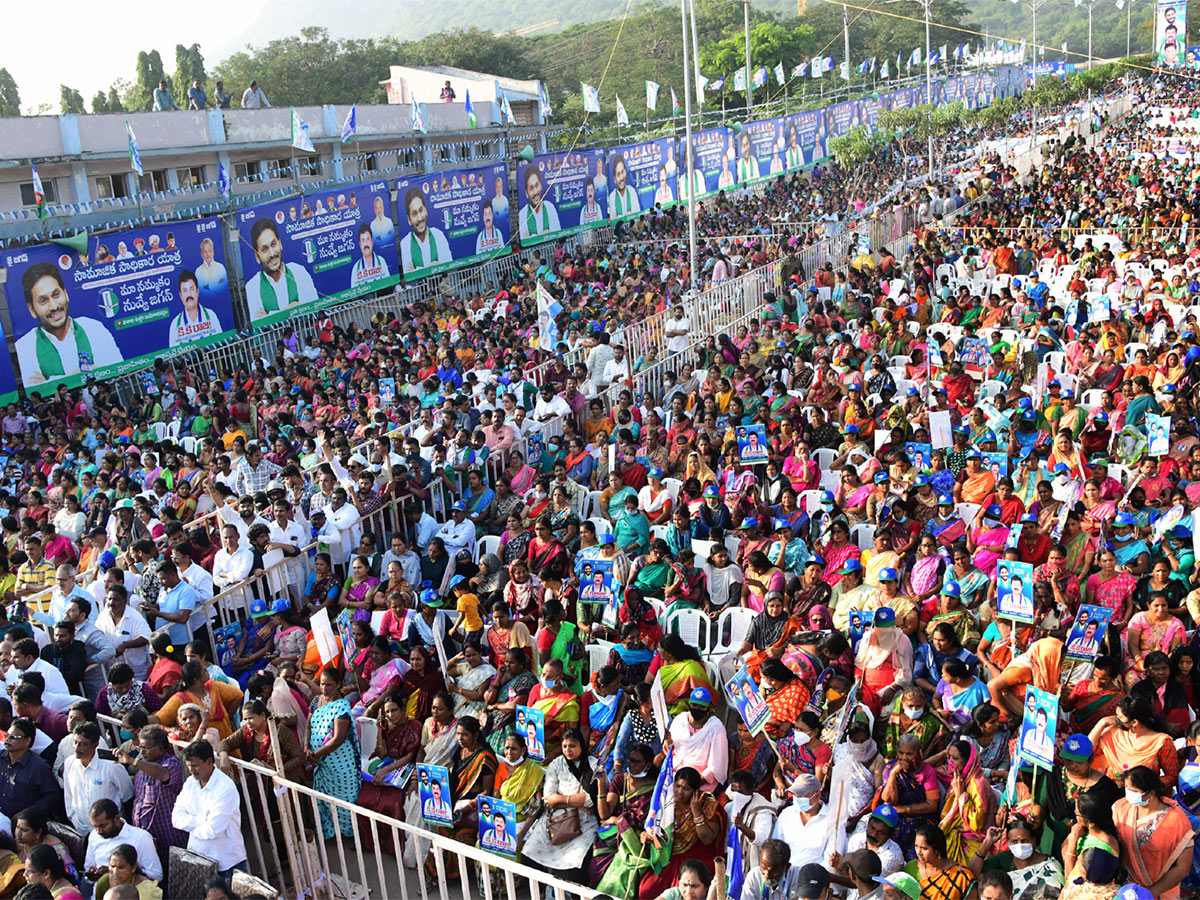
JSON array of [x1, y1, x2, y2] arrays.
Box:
[[859, 97, 885, 128], [3, 218, 236, 392], [236, 180, 398, 329], [395, 163, 510, 282], [788, 110, 828, 167], [825, 100, 860, 138], [607, 138, 677, 220], [516, 149, 607, 246], [943, 78, 962, 104], [735, 118, 786, 184], [679, 127, 734, 201]]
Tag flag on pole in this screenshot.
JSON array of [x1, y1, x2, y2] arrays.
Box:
[[752, 65, 768, 88], [646, 80, 660, 110], [775, 62, 786, 85], [671, 86, 681, 116], [536, 281, 562, 351], [411, 96, 427, 134], [881, 59, 891, 78], [644, 746, 675, 830], [870, 56, 877, 72], [726, 814, 745, 900], [217, 159, 231, 201], [464, 91, 477, 128], [732, 68, 746, 91], [538, 82, 553, 118], [792, 63, 807, 77], [909, 48, 922, 67], [582, 83, 600, 114], [30, 162, 46, 222], [341, 104, 357, 142], [812, 57, 823, 78], [857, 58, 870, 74], [290, 108, 315, 153], [839, 60, 850, 80], [696, 74, 708, 102], [709, 75, 726, 90], [126, 122, 143, 177], [501, 94, 515, 124], [941, 44, 948, 63], [825, 57, 835, 72], [615, 94, 629, 126], [896, 50, 903, 70]]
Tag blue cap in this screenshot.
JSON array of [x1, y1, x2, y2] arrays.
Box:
[[689, 687, 713, 707], [1017, 397, 1033, 410], [937, 493, 955, 505], [1053, 462, 1070, 473], [1114, 512, 1136, 527], [599, 533, 615, 545], [1187, 347, 1200, 364], [449, 574, 467, 589], [966, 449, 982, 459], [874, 606, 897, 626], [954, 424, 970, 434], [1164, 383, 1178, 394], [1171, 524, 1193, 540], [839, 558, 863, 575], [985, 503, 1004, 519], [878, 567, 899, 582], [271, 597, 291, 614], [1179, 763, 1200, 798], [915, 474, 931, 486], [420, 589, 443, 607], [906, 387, 919, 397], [1060, 733, 1094, 763], [99, 550, 117, 571], [980, 430, 996, 444], [1021, 513, 1038, 524], [1094, 410, 1109, 422], [703, 485, 719, 498], [1115, 887, 1154, 900], [739, 516, 760, 529], [842, 423, 860, 435], [941, 581, 961, 598], [451, 500, 467, 512], [1021, 409, 1037, 421], [250, 598, 271, 619], [1049, 379, 1061, 388], [1062, 389, 1075, 398], [870, 804, 900, 828], [647, 466, 664, 479], [874, 471, 890, 483], [806, 554, 826, 567], [773, 518, 794, 532], [820, 490, 836, 503]]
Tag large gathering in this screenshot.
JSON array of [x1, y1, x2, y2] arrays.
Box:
[[8, 23, 1200, 900]]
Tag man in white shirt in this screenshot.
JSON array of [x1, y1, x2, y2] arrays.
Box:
[[211, 525, 254, 598], [244, 219, 317, 322], [533, 384, 571, 426], [601, 344, 634, 389], [327, 488, 361, 564], [405, 506, 439, 554], [772, 773, 841, 869], [34, 565, 96, 630], [96, 586, 152, 681], [240, 80, 270, 108], [171, 543, 214, 607], [268, 499, 308, 599], [667, 688, 728, 792], [63, 723, 134, 834], [83, 798, 162, 882], [665, 305, 691, 356], [4, 637, 69, 695], [172, 740, 247, 880], [437, 502, 475, 559]]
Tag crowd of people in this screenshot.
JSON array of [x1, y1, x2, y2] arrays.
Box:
[[0, 66, 1194, 900]]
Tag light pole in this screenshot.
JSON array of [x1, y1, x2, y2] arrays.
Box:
[[680, 0, 698, 286], [843, 2, 852, 101], [1124, 0, 1138, 58], [924, 0, 933, 176], [743, 0, 753, 114]]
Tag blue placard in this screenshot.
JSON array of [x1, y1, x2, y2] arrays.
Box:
[[725, 667, 770, 736], [1065, 605, 1113, 661], [1018, 685, 1059, 771], [737, 424, 769, 464], [3, 218, 235, 393], [417, 763, 453, 826], [997, 560, 1035, 623], [516, 149, 607, 245], [515, 705, 547, 762], [825, 100, 861, 138], [607, 139, 677, 220], [577, 557, 616, 607], [478, 795, 519, 858], [736, 119, 785, 184], [395, 163, 510, 282], [236, 180, 397, 329], [790, 110, 829, 167]]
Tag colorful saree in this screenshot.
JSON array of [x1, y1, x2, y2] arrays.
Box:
[[939, 742, 995, 864], [1114, 800, 1194, 900], [659, 659, 713, 715], [530, 686, 581, 761]]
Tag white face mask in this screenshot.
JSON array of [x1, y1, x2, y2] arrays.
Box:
[[904, 706, 926, 720], [847, 739, 877, 762], [1126, 788, 1149, 807], [627, 768, 649, 779], [1010, 842, 1034, 860], [508, 755, 525, 768], [793, 731, 811, 746]]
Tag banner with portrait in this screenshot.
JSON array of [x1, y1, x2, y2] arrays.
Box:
[[997, 560, 1035, 623], [516, 149, 607, 246], [3, 218, 236, 393], [734, 118, 787, 185], [679, 127, 734, 201], [1018, 686, 1059, 771], [394, 163, 511, 283], [725, 668, 770, 736], [1157, 0, 1187, 65], [235, 180, 398, 329], [416, 763, 453, 826], [606, 138, 677, 221], [825, 100, 862, 138], [515, 705, 547, 762], [478, 796, 519, 859], [1065, 605, 1112, 662], [737, 424, 769, 464], [787, 110, 829, 169]]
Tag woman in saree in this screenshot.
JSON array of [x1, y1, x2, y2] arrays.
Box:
[[1075, 479, 1116, 537], [525, 658, 581, 763], [483, 647, 539, 754], [528, 517, 570, 588], [976, 617, 1033, 684], [759, 657, 813, 741], [1061, 513, 1098, 582], [939, 739, 996, 865], [423, 716, 497, 879], [970, 818, 1065, 900], [356, 696, 422, 853], [522, 728, 601, 881], [505, 451, 538, 498], [1089, 695, 1182, 788], [151, 661, 243, 741], [1091, 349, 1125, 391], [548, 486, 581, 553], [617, 587, 664, 647], [463, 470, 496, 534], [630, 540, 675, 601], [836, 469, 872, 526], [740, 550, 786, 614], [500, 512, 534, 567], [947, 545, 990, 612], [591, 741, 658, 886], [307, 666, 361, 839], [1030, 730, 1124, 859], [783, 441, 818, 492], [504, 560, 544, 626], [879, 733, 941, 860], [607, 623, 655, 687], [820, 521, 861, 586], [1112, 766, 1195, 900], [737, 591, 805, 683], [485, 478, 524, 537], [855, 606, 914, 716], [636, 766, 725, 900], [1062, 656, 1125, 734], [401, 690, 459, 867], [494, 732, 545, 849], [909, 822, 977, 900], [337, 555, 382, 622], [1125, 594, 1186, 687], [883, 684, 950, 762], [651, 634, 713, 715], [353, 636, 408, 717], [446, 642, 497, 720], [536, 600, 585, 694], [401, 646, 447, 722], [905, 534, 946, 613], [927, 583, 982, 650], [966, 505, 1010, 579], [486, 601, 534, 669], [1085, 551, 1136, 638]]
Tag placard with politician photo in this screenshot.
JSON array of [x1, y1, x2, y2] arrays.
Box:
[[516, 148, 607, 245]]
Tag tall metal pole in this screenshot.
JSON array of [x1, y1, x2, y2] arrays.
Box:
[[743, 0, 754, 114], [843, 2, 852, 98], [689, 0, 702, 110], [1127, 0, 1132, 58], [681, 0, 698, 292], [1088, 2, 1094, 69], [925, 0, 934, 176]]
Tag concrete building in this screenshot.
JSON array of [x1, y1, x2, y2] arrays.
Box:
[[381, 65, 544, 126]]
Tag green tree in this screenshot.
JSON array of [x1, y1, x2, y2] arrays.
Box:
[[0, 68, 20, 118], [133, 50, 166, 111], [106, 85, 125, 113], [698, 22, 817, 85], [91, 91, 109, 114], [173, 43, 207, 106], [60, 85, 85, 114]]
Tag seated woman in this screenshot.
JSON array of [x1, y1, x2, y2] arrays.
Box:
[[524, 658, 581, 763], [355, 696, 422, 854], [422, 716, 497, 879], [903, 822, 975, 900], [879, 732, 941, 860], [482, 648, 538, 754], [493, 732, 545, 858], [969, 816, 1064, 900], [521, 728, 602, 883], [13, 807, 76, 882], [93, 842, 162, 899], [591, 741, 658, 885], [637, 766, 725, 899], [610, 684, 664, 777], [606, 624, 655, 687], [151, 660, 243, 741], [24, 843, 84, 900], [938, 739, 996, 865], [735, 590, 805, 683], [648, 634, 712, 716], [352, 636, 410, 718], [1112, 766, 1195, 900], [1088, 694, 1181, 788]]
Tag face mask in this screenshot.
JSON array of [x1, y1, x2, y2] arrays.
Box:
[[904, 706, 925, 720], [690, 707, 710, 721], [793, 731, 811, 746], [536, 491, 547, 500], [826, 689, 844, 703], [628, 768, 649, 779], [848, 739, 877, 762], [542, 679, 557, 691], [821, 502, 834, 512], [508, 755, 525, 768], [1010, 842, 1034, 860], [793, 796, 813, 812], [1126, 788, 1149, 807]]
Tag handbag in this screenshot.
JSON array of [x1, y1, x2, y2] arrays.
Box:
[[546, 807, 582, 846]]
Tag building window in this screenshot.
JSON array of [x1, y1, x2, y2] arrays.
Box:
[[138, 170, 167, 193], [177, 166, 206, 189], [233, 162, 257, 182], [360, 154, 378, 173], [296, 155, 321, 177], [95, 174, 130, 200], [267, 158, 291, 179], [438, 145, 451, 162], [19, 180, 58, 206]]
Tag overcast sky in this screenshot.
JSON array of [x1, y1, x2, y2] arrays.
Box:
[[9, 0, 265, 112]]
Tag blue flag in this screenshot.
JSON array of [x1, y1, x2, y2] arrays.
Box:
[[341, 104, 357, 142], [726, 818, 745, 900], [217, 159, 231, 201], [644, 746, 674, 831]]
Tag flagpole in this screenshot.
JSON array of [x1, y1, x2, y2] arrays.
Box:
[[681, 0, 698, 294], [742, 0, 753, 115]]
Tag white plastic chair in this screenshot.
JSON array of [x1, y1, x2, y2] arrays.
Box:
[[811, 448, 837, 470], [1081, 389, 1105, 411], [180, 436, 198, 454], [1043, 351, 1067, 375], [956, 502, 981, 528], [587, 639, 615, 678], [709, 607, 757, 658], [724, 534, 741, 561], [851, 522, 876, 551], [1125, 342, 1149, 363], [661, 478, 682, 502], [474, 534, 500, 563], [151, 422, 167, 441], [980, 380, 1007, 401], [588, 517, 612, 537], [819, 470, 841, 491], [356, 716, 379, 769], [584, 490, 604, 520], [666, 608, 712, 652], [650, 524, 671, 542], [800, 490, 824, 514], [166, 420, 182, 442]]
